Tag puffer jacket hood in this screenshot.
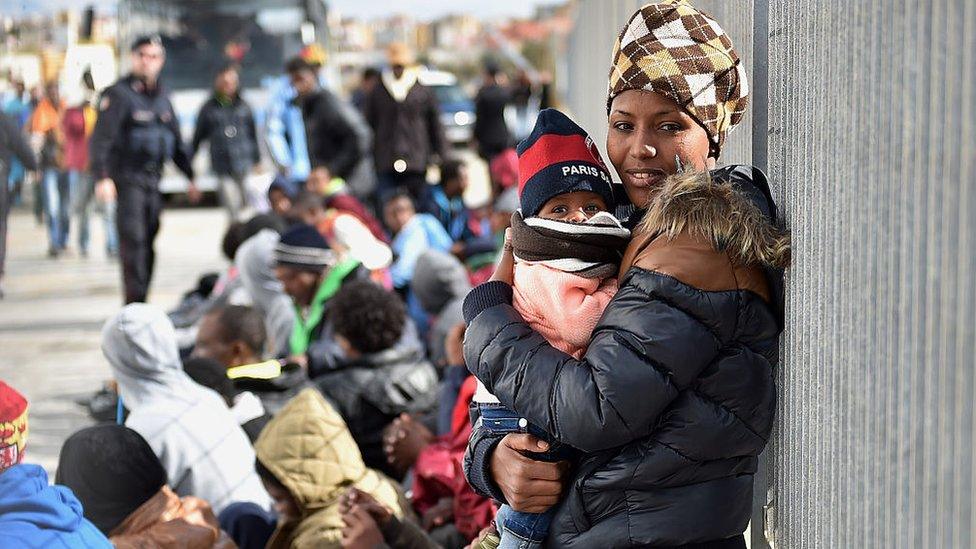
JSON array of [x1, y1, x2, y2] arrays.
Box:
[[0, 463, 113, 548], [254, 389, 405, 548], [101, 303, 200, 411], [412, 250, 471, 315], [639, 165, 790, 270]]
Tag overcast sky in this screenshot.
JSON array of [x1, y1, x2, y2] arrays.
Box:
[[9, 1, 561, 20]]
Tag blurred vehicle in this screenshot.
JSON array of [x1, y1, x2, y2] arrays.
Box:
[[419, 70, 475, 147], [118, 0, 329, 198]]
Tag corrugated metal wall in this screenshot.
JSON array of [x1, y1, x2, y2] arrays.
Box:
[[565, 1, 976, 547]]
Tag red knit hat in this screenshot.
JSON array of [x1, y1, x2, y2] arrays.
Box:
[[516, 109, 615, 218], [0, 381, 28, 470]]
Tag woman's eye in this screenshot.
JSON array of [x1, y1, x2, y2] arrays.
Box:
[[660, 123, 682, 133], [584, 204, 601, 212], [613, 121, 634, 132], [551, 206, 567, 214]]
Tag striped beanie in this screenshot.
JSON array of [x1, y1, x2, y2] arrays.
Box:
[[0, 381, 28, 471], [608, 0, 748, 157], [274, 224, 335, 272], [517, 109, 615, 218]]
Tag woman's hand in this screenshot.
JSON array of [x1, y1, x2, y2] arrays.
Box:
[[489, 433, 569, 513], [489, 228, 514, 285]]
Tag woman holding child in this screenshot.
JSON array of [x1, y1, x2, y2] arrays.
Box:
[[462, 1, 789, 547]]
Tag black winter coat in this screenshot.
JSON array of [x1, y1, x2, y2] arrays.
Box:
[[462, 166, 785, 547], [363, 74, 446, 174], [314, 340, 439, 479], [191, 94, 259, 177], [473, 83, 511, 159], [295, 89, 371, 182]]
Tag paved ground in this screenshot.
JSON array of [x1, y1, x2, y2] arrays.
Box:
[[0, 205, 227, 475]]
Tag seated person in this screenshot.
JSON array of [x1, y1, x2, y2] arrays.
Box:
[[305, 165, 348, 197], [102, 303, 271, 513], [427, 158, 497, 262], [183, 356, 270, 443], [339, 488, 438, 549], [253, 389, 407, 549], [267, 175, 298, 220], [273, 223, 369, 376], [382, 193, 453, 334], [315, 280, 438, 479], [292, 190, 393, 281], [467, 186, 519, 285], [411, 250, 470, 371], [56, 424, 234, 548], [0, 382, 112, 548], [383, 326, 494, 546], [235, 214, 293, 357]]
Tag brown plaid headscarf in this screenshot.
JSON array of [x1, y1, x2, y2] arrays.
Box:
[[607, 0, 748, 158]]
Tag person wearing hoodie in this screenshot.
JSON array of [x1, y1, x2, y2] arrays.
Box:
[[254, 388, 408, 549], [56, 424, 236, 549], [363, 42, 446, 209], [315, 280, 438, 480], [235, 213, 296, 357], [411, 249, 471, 371], [102, 303, 272, 514], [0, 381, 113, 548]]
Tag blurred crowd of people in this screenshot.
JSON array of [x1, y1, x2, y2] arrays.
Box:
[[0, 35, 537, 549], [0, 2, 788, 547]]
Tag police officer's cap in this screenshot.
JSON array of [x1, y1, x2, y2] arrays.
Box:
[[131, 34, 163, 52]]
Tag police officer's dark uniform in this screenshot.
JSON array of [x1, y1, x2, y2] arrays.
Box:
[[89, 36, 194, 304]]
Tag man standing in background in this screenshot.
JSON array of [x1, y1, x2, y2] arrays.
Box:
[[89, 35, 198, 304], [191, 64, 260, 221], [0, 111, 37, 298], [363, 42, 446, 212]]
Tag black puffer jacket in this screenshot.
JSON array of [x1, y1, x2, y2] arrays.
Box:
[[314, 340, 438, 479], [462, 166, 786, 547]]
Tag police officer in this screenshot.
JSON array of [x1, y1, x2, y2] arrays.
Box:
[[89, 35, 199, 304]]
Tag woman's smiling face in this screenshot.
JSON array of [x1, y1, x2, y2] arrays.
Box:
[[606, 89, 715, 208]]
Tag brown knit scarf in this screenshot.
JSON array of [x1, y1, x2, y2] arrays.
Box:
[[510, 211, 631, 279]]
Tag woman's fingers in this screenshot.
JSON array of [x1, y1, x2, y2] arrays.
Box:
[[502, 433, 550, 453]]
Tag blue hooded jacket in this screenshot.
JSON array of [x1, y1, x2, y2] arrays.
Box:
[[0, 463, 112, 548]]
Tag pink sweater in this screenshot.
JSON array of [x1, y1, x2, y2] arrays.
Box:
[[512, 261, 618, 359]]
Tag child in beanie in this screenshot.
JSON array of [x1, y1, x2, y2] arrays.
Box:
[[472, 109, 630, 549]]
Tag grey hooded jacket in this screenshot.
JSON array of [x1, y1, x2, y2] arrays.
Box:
[[102, 303, 271, 513]]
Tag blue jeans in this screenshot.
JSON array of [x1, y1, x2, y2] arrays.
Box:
[[495, 502, 552, 549], [42, 168, 69, 250], [67, 171, 119, 255], [478, 403, 574, 549]]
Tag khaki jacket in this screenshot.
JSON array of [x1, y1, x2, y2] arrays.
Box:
[[255, 389, 407, 549]]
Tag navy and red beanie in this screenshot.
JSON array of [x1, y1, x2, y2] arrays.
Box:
[[516, 109, 616, 218]]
